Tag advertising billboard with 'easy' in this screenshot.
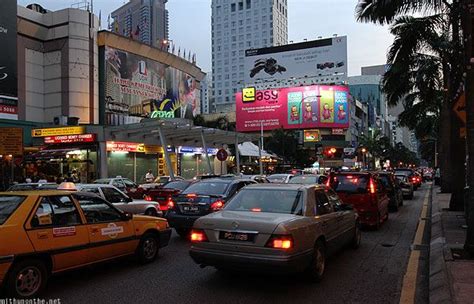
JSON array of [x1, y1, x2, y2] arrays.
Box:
[[236, 85, 349, 132]]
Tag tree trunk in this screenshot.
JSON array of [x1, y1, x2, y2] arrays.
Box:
[[440, 61, 453, 193]]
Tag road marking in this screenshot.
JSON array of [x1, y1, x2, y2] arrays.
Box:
[[399, 188, 431, 304]]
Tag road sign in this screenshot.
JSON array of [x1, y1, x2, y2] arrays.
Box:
[[216, 149, 228, 162], [0, 128, 23, 156], [453, 93, 466, 125]]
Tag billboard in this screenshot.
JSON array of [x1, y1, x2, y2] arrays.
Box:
[[236, 85, 349, 132], [0, 0, 18, 101], [104, 46, 200, 125], [244, 37, 347, 84]]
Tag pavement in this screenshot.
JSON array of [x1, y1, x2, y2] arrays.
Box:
[[38, 185, 431, 304], [429, 186, 474, 304]]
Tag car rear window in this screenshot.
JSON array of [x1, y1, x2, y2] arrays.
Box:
[[225, 189, 303, 215], [182, 181, 230, 196], [0, 196, 26, 225], [379, 175, 393, 189], [8, 184, 39, 191], [163, 181, 190, 191], [330, 175, 368, 194], [289, 175, 326, 184]]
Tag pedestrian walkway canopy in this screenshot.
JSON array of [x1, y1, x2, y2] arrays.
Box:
[[103, 119, 258, 178], [238, 142, 273, 158]]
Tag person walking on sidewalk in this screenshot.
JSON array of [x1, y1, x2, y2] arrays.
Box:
[[145, 169, 155, 183], [434, 167, 441, 186]]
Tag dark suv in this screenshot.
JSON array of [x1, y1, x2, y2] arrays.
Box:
[[328, 171, 390, 229], [378, 172, 403, 211], [165, 178, 256, 238]]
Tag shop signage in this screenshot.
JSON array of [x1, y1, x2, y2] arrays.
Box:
[[178, 146, 218, 155], [32, 126, 85, 138], [150, 111, 175, 119], [44, 134, 96, 144], [304, 130, 320, 143], [0, 97, 18, 120], [107, 142, 144, 153], [332, 128, 345, 135], [0, 127, 23, 155], [242, 87, 256, 103]]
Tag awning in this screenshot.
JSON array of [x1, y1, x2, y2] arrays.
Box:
[[104, 119, 258, 147], [238, 142, 273, 158]]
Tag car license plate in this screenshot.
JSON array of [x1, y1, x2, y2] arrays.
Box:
[[183, 206, 199, 212], [219, 231, 255, 242]]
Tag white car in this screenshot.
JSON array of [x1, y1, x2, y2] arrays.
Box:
[[77, 184, 163, 217]]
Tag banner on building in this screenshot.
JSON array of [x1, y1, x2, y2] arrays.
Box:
[[236, 85, 350, 132], [103, 47, 200, 126], [0, 0, 18, 106], [244, 37, 347, 84]]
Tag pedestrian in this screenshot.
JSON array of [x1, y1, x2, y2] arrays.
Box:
[[71, 169, 79, 183], [56, 174, 64, 184], [434, 167, 441, 186], [37, 174, 47, 183], [145, 169, 155, 183]]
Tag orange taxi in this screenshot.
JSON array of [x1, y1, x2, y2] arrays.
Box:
[[0, 191, 171, 298]]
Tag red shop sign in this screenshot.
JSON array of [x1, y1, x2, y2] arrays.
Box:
[[44, 134, 96, 144]]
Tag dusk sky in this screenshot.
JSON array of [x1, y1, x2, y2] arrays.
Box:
[[18, 0, 393, 75]]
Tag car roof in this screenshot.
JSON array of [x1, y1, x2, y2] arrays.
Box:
[[244, 183, 325, 191], [0, 190, 73, 196], [198, 178, 249, 183], [78, 183, 115, 188], [72, 191, 102, 198]]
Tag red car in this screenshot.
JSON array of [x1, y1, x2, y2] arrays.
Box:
[[327, 172, 389, 229], [144, 180, 195, 211]]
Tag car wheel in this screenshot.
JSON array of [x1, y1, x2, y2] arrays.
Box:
[[5, 259, 48, 298], [351, 222, 361, 249], [176, 228, 190, 239], [145, 208, 158, 217], [306, 240, 326, 282], [137, 233, 159, 264]]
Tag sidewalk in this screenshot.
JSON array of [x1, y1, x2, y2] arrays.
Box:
[[430, 186, 474, 304]]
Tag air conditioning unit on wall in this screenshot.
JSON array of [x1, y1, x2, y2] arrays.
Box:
[[53, 115, 68, 126]]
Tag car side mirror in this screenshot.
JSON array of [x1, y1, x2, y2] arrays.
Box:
[[121, 212, 133, 221]]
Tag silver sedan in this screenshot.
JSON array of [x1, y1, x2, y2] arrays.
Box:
[[189, 184, 360, 281]]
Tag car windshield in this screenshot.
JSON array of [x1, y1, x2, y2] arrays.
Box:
[[94, 179, 111, 184], [224, 189, 303, 215], [156, 177, 170, 184], [163, 181, 191, 191], [8, 184, 40, 191], [0, 196, 26, 225], [330, 175, 368, 194], [394, 170, 413, 176], [289, 175, 322, 184], [395, 175, 408, 182], [182, 181, 230, 196]]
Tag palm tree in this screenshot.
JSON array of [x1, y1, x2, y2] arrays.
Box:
[[355, 0, 465, 199]]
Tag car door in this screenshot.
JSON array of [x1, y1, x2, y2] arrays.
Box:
[[314, 190, 339, 253], [77, 195, 137, 261], [26, 195, 90, 271], [327, 189, 355, 242]]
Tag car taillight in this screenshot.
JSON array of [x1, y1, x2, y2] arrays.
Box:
[[369, 178, 376, 194], [266, 235, 293, 249], [144, 195, 152, 201], [210, 200, 224, 211], [190, 229, 208, 242], [167, 198, 175, 210], [325, 177, 331, 188]]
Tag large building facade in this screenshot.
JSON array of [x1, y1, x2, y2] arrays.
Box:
[[111, 0, 169, 47], [211, 0, 288, 112]]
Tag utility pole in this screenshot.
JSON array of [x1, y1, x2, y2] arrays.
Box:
[[463, 0, 474, 254]]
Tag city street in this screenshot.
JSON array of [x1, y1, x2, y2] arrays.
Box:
[[42, 185, 430, 304]]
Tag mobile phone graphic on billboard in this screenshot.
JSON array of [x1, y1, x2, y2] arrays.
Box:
[[334, 91, 348, 124], [302, 90, 318, 124], [287, 92, 303, 125], [319, 89, 335, 123]]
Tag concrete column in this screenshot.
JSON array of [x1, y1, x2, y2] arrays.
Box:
[[157, 126, 175, 179], [201, 130, 213, 174], [99, 141, 108, 178], [235, 135, 241, 175]]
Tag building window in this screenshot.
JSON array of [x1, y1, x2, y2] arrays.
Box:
[[231, 3, 236, 11], [246, 0, 251, 9], [238, 2, 243, 10]]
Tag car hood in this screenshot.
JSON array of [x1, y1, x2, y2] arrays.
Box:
[[194, 210, 298, 234], [133, 215, 167, 223]]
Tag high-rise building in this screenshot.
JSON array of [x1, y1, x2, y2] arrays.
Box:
[[201, 73, 214, 114], [211, 0, 288, 112], [111, 0, 169, 47]]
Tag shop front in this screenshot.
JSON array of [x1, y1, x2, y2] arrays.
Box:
[[106, 141, 177, 182], [177, 146, 218, 179]]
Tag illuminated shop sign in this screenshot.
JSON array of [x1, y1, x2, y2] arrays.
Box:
[[32, 126, 85, 137], [44, 134, 96, 144], [178, 146, 218, 155], [106, 141, 174, 153], [150, 111, 175, 119]]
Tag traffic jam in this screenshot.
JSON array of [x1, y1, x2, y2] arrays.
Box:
[[0, 168, 429, 298]]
